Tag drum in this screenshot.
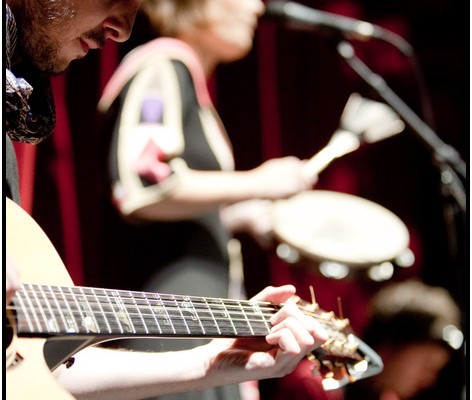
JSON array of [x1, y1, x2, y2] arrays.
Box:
[[272, 190, 414, 281]]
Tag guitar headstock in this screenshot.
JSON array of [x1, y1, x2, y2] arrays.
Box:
[[295, 296, 383, 390]]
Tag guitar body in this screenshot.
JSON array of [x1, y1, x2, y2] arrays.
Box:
[[6, 198, 77, 400]]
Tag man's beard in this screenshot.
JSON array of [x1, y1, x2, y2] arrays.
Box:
[[22, 33, 75, 74], [15, 0, 77, 74]]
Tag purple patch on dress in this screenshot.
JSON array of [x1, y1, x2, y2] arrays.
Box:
[[141, 96, 164, 123]]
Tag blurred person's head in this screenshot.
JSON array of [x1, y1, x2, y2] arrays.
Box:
[[140, 0, 265, 66], [362, 279, 463, 399]]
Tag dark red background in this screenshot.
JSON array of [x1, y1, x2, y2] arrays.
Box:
[[13, 1, 468, 398]]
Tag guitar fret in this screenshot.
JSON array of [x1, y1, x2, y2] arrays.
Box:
[[224, 299, 253, 336], [55, 286, 80, 333], [135, 293, 149, 334], [89, 288, 112, 334], [104, 290, 125, 334], [76, 287, 100, 334], [218, 298, 237, 336], [122, 292, 149, 334], [45, 285, 69, 333], [154, 293, 176, 335], [15, 287, 35, 332], [66, 286, 89, 334], [260, 304, 273, 334], [111, 290, 135, 334], [24, 284, 46, 332], [142, 293, 162, 335], [248, 302, 272, 336], [175, 295, 204, 336], [35, 285, 60, 333], [170, 295, 191, 335], [188, 298, 206, 335], [203, 297, 221, 335], [48, 285, 76, 333], [239, 300, 254, 336]]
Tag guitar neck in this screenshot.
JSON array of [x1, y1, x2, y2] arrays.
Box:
[[12, 284, 278, 339]]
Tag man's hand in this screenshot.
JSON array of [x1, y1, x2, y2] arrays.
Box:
[[202, 285, 328, 385]]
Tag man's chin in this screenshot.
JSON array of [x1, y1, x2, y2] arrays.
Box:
[[48, 63, 73, 76], [29, 48, 81, 75], [41, 57, 77, 75]]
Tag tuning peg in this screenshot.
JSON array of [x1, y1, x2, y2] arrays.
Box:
[[333, 364, 349, 381], [298, 291, 383, 391], [309, 285, 317, 306], [333, 318, 350, 331], [320, 360, 335, 379], [337, 297, 344, 320]]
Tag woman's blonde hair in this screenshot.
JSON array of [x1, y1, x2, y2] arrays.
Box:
[[140, 0, 208, 37]]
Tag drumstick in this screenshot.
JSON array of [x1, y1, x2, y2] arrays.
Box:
[[303, 93, 405, 179], [303, 129, 360, 178]]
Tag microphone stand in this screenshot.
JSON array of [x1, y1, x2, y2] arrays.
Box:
[[336, 41, 466, 212], [336, 42, 467, 363]]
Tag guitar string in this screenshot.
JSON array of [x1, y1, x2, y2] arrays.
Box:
[[7, 301, 303, 327], [13, 288, 280, 316], [14, 284, 326, 314], [7, 297, 343, 329], [6, 306, 274, 336], [6, 304, 344, 333], [8, 285, 347, 334], [6, 307, 347, 344], [7, 291, 277, 332], [19, 283, 341, 321]]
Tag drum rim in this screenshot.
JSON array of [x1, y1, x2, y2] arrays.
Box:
[[272, 190, 410, 268]]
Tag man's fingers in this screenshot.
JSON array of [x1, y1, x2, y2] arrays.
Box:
[[270, 301, 329, 344], [250, 285, 296, 304]]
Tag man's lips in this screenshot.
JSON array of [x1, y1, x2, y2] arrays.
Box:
[[80, 38, 90, 55], [80, 38, 101, 54]]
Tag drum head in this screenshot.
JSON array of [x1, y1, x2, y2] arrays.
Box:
[[272, 191, 410, 268]]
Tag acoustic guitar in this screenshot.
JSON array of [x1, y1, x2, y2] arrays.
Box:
[[6, 198, 383, 399]]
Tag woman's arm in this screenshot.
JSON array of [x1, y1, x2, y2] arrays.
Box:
[[132, 156, 316, 221]]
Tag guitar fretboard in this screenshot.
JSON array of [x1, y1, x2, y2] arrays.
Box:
[[12, 284, 278, 339]]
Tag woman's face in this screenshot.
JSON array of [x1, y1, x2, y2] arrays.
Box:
[[195, 0, 265, 62]]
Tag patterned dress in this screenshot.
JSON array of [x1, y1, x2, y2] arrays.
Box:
[[99, 38, 242, 400]]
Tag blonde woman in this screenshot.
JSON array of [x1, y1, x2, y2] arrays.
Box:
[[99, 2, 316, 399]]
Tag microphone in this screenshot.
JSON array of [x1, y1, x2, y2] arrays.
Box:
[[264, 0, 413, 55]]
